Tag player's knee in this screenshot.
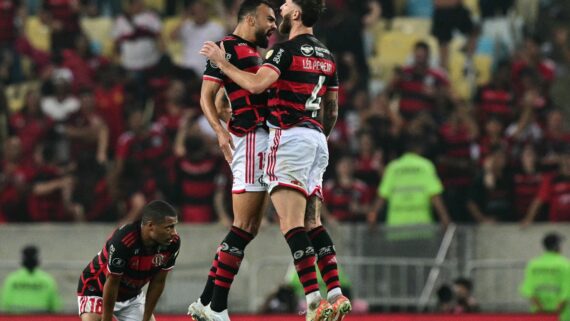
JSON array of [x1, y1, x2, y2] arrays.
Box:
[[232, 218, 261, 236]]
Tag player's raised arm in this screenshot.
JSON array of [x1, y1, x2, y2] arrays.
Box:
[[200, 41, 279, 94]]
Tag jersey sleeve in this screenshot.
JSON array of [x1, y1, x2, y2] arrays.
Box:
[[262, 43, 292, 76], [326, 57, 339, 92], [106, 233, 132, 275], [203, 41, 227, 84], [162, 237, 181, 271]]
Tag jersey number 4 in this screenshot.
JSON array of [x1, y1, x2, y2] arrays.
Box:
[[305, 75, 326, 117]]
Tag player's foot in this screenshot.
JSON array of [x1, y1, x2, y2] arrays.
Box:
[[329, 295, 352, 321], [306, 299, 333, 321], [204, 305, 231, 321], [187, 298, 208, 321]]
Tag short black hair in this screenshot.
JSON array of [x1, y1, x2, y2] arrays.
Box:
[[543, 232, 563, 251], [237, 0, 275, 22], [293, 0, 326, 27], [141, 200, 178, 224]]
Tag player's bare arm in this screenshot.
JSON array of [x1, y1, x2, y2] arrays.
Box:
[[101, 273, 121, 321], [142, 270, 168, 321], [322, 90, 339, 138], [200, 79, 235, 164], [200, 41, 279, 94]]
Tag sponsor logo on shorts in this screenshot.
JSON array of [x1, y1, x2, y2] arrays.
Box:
[[290, 180, 302, 187]]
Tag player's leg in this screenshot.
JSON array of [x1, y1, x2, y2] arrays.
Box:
[[266, 127, 332, 321], [198, 129, 268, 318], [209, 192, 266, 313], [305, 133, 351, 321]]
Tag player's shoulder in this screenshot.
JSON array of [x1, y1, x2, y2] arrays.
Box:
[[109, 221, 141, 248]]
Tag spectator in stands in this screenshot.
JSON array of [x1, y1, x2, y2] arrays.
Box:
[[61, 33, 109, 92], [539, 110, 570, 172], [170, 0, 226, 78], [260, 284, 297, 314], [473, 61, 515, 127], [111, 108, 171, 222], [40, 0, 82, 52], [40, 71, 79, 122], [522, 145, 570, 225], [173, 121, 229, 224], [0, 137, 34, 222], [385, 41, 451, 121], [542, 25, 570, 76], [520, 232, 570, 321], [505, 89, 544, 159], [452, 277, 479, 313], [93, 65, 126, 151], [28, 143, 82, 222], [467, 145, 514, 223], [436, 284, 454, 313], [9, 88, 54, 160], [511, 35, 556, 97], [476, 116, 508, 164], [0, 245, 61, 313], [323, 154, 372, 223], [353, 130, 385, 196], [513, 144, 544, 221], [438, 104, 479, 222], [431, 0, 478, 71], [0, 0, 24, 84], [367, 138, 451, 228], [112, 0, 163, 103]]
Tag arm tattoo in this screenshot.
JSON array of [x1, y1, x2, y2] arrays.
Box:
[[323, 99, 338, 137]]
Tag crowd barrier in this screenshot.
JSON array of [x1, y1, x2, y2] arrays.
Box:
[[0, 314, 559, 321]]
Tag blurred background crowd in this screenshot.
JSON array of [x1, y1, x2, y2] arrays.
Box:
[[0, 0, 569, 227]]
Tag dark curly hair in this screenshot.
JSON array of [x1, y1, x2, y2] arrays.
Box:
[[292, 0, 326, 27]]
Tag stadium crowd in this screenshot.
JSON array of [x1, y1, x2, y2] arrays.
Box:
[[0, 0, 569, 226]]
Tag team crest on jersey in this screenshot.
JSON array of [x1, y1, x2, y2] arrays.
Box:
[[152, 254, 165, 267], [210, 53, 232, 69], [300, 44, 314, 57]]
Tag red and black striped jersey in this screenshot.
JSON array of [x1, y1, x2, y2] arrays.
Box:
[[537, 174, 570, 222], [77, 221, 180, 301], [203, 34, 267, 136], [262, 34, 339, 130]]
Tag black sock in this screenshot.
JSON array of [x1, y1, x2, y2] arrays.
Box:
[[199, 252, 219, 305], [211, 226, 254, 312]]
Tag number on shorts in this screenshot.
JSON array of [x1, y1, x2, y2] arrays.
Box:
[[305, 75, 326, 116]]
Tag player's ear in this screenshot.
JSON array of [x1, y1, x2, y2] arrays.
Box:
[[246, 14, 255, 26]]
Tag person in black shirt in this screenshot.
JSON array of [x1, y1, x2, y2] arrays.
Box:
[[77, 200, 180, 321]]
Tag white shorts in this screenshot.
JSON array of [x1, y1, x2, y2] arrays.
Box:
[[231, 127, 269, 193], [264, 127, 329, 198], [78, 292, 145, 321]]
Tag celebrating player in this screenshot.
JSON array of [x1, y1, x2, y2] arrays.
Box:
[[201, 0, 351, 320], [187, 1, 277, 321]]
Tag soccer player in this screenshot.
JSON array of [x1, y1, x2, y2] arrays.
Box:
[[187, 1, 277, 321], [76, 200, 180, 321], [201, 1, 351, 320]]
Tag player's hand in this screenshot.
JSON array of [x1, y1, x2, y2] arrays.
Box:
[[217, 128, 235, 164], [200, 41, 226, 66]]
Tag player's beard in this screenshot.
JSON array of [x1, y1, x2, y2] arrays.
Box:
[[254, 27, 269, 48], [279, 12, 292, 35]]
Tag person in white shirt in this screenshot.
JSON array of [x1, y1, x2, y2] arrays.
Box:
[[170, 0, 226, 76]]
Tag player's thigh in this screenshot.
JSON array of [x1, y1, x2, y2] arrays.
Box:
[[114, 293, 145, 321], [265, 127, 317, 195], [231, 129, 268, 193], [232, 191, 267, 223]]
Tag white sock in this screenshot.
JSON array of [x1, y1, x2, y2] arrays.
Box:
[[327, 287, 342, 301], [306, 291, 322, 306]]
